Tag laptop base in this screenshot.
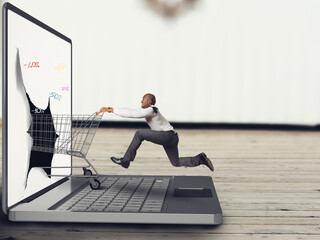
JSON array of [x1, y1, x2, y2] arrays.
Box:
[[8, 175, 223, 225]]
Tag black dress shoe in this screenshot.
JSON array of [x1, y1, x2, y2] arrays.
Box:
[[199, 152, 214, 172], [111, 157, 130, 169]]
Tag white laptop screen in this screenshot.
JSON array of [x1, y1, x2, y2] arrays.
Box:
[[4, 4, 72, 208]]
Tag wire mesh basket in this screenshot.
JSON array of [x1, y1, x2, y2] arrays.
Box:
[[27, 113, 104, 189]]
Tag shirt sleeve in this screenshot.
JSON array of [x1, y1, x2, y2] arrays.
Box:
[[113, 107, 155, 118]]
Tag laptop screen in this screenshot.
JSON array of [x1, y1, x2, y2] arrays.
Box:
[[3, 3, 72, 208]]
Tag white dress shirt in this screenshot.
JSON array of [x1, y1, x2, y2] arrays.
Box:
[[113, 106, 174, 131]]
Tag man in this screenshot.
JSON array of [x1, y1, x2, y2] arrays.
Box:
[[100, 93, 214, 171]]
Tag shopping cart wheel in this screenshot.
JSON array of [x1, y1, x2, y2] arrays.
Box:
[[83, 169, 93, 176], [90, 179, 101, 190]]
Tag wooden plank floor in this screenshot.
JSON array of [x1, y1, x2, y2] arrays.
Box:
[[1, 127, 320, 239]]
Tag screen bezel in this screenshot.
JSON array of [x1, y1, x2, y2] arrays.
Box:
[[2, 2, 72, 214]]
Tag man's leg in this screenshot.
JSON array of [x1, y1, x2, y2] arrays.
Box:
[[123, 129, 175, 162], [163, 132, 201, 167], [163, 132, 214, 171], [112, 130, 214, 171], [163, 144, 202, 167]]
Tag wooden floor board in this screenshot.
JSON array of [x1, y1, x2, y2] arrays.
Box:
[[1, 128, 320, 239]]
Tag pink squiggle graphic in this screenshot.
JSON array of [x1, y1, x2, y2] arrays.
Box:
[[60, 86, 69, 91]]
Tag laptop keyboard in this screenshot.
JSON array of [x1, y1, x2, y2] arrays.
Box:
[[55, 177, 171, 213]]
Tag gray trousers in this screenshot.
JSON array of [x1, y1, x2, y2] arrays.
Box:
[[123, 129, 201, 167]]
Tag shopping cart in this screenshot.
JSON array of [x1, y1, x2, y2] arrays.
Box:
[[27, 112, 104, 189]]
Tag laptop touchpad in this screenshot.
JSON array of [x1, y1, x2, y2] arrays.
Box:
[[174, 188, 212, 198]]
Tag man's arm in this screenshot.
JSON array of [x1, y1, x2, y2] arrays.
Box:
[[114, 107, 155, 118], [100, 107, 155, 118]]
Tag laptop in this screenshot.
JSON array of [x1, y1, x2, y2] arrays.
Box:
[[2, 3, 222, 225]]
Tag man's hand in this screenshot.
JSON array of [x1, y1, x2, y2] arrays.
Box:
[[100, 107, 114, 113]]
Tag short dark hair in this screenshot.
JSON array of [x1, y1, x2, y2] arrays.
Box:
[[145, 93, 156, 105]]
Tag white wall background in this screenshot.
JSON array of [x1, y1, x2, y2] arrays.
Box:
[[2, 0, 320, 125]]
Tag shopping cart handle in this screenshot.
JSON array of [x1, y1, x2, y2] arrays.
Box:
[[96, 107, 109, 115]]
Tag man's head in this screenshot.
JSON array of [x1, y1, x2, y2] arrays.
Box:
[[141, 93, 156, 108]]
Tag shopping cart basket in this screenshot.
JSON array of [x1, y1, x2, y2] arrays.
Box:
[[27, 112, 104, 189]]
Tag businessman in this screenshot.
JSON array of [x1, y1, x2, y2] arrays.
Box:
[[100, 93, 214, 171]]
